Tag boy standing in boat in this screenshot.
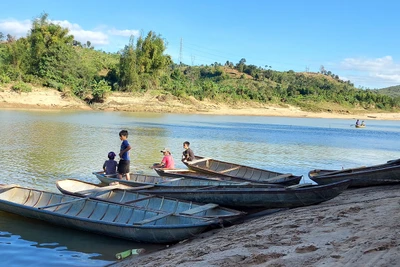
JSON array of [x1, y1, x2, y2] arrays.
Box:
[[182, 141, 195, 162], [118, 130, 132, 180]]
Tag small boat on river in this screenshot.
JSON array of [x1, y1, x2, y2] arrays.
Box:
[[56, 179, 245, 223], [135, 180, 350, 210], [308, 158, 400, 187], [93, 171, 245, 187], [0, 184, 219, 243], [182, 156, 302, 185]]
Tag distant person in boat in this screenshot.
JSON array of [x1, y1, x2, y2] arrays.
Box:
[[103, 151, 118, 175], [152, 148, 175, 169], [182, 141, 195, 162], [118, 130, 132, 180], [361, 120, 365, 126], [355, 119, 360, 126]]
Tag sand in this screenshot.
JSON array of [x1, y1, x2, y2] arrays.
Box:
[[0, 88, 399, 120], [111, 184, 400, 267]]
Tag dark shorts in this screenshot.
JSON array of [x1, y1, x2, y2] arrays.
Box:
[[118, 160, 130, 174]]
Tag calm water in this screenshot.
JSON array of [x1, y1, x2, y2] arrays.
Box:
[[0, 109, 399, 266]]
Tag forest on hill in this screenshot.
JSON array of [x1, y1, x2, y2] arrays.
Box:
[[1, 13, 400, 113], [376, 85, 400, 98]]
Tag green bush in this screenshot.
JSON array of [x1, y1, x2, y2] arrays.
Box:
[[43, 79, 65, 91], [92, 79, 111, 102], [11, 82, 32, 93], [0, 74, 11, 83]]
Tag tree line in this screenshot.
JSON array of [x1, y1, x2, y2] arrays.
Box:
[[0, 13, 399, 111]]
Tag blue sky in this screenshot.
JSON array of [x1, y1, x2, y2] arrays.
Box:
[[1, 0, 399, 89]]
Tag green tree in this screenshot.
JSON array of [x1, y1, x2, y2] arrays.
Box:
[[2, 37, 30, 80], [136, 31, 170, 74], [119, 36, 139, 91], [27, 13, 77, 83]]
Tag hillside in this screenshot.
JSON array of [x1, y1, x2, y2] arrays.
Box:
[[376, 85, 400, 97], [1, 14, 399, 115]]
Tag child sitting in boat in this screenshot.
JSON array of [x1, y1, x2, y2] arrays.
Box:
[[152, 148, 175, 169], [182, 141, 195, 162], [103, 151, 118, 175]]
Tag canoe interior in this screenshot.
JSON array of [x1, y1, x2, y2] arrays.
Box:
[[0, 186, 215, 226], [93, 171, 240, 187], [56, 179, 244, 220], [0, 185, 221, 243], [187, 157, 302, 185]]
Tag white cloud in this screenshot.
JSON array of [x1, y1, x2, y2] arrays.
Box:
[[52, 20, 109, 46], [108, 28, 140, 37], [340, 56, 400, 88], [0, 18, 139, 50], [0, 19, 31, 37]]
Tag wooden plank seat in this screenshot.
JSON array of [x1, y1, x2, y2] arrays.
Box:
[[38, 198, 88, 209], [161, 169, 194, 173], [265, 173, 293, 182], [219, 166, 241, 173], [180, 203, 219, 215], [188, 157, 211, 165], [133, 212, 174, 225], [286, 183, 313, 189]]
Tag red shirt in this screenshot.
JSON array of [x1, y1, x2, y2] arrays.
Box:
[[162, 155, 175, 169]]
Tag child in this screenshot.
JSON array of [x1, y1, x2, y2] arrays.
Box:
[[117, 130, 132, 180], [152, 148, 175, 169], [103, 151, 118, 175], [182, 141, 195, 162]]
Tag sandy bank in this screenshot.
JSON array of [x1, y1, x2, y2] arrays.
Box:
[[111, 184, 400, 267], [0, 88, 399, 120]]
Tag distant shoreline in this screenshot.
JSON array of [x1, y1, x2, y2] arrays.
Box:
[[1, 88, 400, 121]]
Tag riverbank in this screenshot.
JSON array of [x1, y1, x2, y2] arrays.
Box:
[[0, 87, 400, 120], [112, 184, 400, 267]]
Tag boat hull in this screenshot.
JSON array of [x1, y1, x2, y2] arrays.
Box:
[[183, 156, 302, 185], [56, 179, 245, 223], [93, 171, 241, 187], [308, 159, 400, 187], [0, 185, 218, 243], [138, 180, 350, 209]]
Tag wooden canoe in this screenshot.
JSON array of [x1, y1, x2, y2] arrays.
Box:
[[0, 184, 219, 244], [92, 171, 243, 187], [355, 125, 366, 128], [135, 180, 350, 210], [308, 158, 400, 187], [183, 156, 302, 185], [56, 179, 245, 223]]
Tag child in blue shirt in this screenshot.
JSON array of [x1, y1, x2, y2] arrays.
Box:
[[103, 151, 118, 175], [117, 130, 132, 180]]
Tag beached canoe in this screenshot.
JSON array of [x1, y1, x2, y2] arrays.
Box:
[[135, 180, 350, 210], [0, 184, 219, 243], [56, 179, 245, 223], [182, 156, 302, 185], [308, 159, 400, 187], [92, 171, 243, 187]]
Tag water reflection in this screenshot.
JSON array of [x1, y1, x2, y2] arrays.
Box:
[[0, 211, 164, 266]]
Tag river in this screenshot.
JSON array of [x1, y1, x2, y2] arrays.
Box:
[[0, 109, 399, 266]]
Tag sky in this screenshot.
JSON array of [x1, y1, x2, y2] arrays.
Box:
[[0, 0, 399, 89]]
